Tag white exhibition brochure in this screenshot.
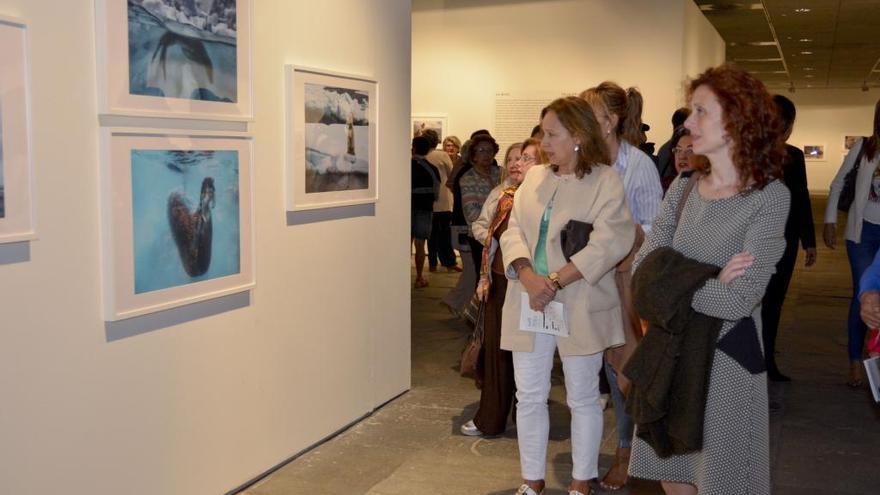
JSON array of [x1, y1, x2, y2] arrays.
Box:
[[519, 293, 569, 337]]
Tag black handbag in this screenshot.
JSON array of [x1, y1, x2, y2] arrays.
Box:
[[838, 138, 868, 213], [561, 220, 594, 262]]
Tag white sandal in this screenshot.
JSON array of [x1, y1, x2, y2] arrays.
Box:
[[515, 484, 543, 495]]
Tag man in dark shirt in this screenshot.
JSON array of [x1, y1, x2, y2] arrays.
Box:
[[762, 94, 817, 382], [412, 136, 440, 288]]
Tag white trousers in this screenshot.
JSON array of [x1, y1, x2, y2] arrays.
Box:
[[513, 332, 604, 481]]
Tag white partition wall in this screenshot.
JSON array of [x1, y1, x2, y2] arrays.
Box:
[[787, 89, 879, 193], [0, 1, 411, 494], [412, 0, 725, 153]]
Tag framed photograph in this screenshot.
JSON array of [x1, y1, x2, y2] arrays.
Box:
[[803, 144, 825, 161], [411, 114, 447, 141], [96, 0, 253, 120], [844, 135, 861, 152], [100, 129, 254, 321], [285, 66, 377, 211], [0, 16, 35, 244]]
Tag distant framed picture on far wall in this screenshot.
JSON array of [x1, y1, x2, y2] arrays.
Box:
[[412, 114, 447, 141], [0, 16, 36, 244], [95, 0, 253, 120], [285, 65, 378, 211], [100, 129, 255, 321], [803, 144, 825, 162]]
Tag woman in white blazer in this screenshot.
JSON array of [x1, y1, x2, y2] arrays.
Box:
[[500, 97, 635, 495], [824, 98, 880, 387]]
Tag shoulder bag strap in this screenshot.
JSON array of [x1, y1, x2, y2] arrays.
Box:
[[675, 171, 702, 227]]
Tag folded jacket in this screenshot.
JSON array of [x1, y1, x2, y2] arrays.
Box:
[[624, 246, 722, 458]]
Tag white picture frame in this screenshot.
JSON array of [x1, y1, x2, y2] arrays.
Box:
[[285, 65, 378, 211], [95, 0, 253, 120], [411, 114, 447, 141], [100, 128, 255, 321], [0, 16, 35, 244], [803, 144, 826, 162]]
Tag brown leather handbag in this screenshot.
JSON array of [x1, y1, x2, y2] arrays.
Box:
[[460, 299, 485, 386]]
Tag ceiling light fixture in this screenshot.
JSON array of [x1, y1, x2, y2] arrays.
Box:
[[734, 57, 783, 62], [799, 38, 812, 42], [803, 67, 815, 71], [728, 41, 777, 47], [794, 8, 811, 13], [801, 51, 813, 55], [700, 3, 763, 11]]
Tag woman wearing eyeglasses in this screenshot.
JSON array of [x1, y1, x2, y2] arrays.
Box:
[[462, 139, 547, 438], [460, 134, 503, 279], [662, 126, 695, 193]]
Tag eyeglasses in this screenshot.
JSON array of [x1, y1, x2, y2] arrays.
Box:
[[672, 147, 694, 156], [473, 147, 495, 155], [519, 154, 537, 163]]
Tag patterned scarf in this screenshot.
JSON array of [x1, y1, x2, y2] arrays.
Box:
[[480, 185, 519, 285]]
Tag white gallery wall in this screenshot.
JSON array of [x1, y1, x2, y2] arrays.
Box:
[[0, 1, 411, 494], [412, 0, 725, 152], [787, 89, 879, 193]]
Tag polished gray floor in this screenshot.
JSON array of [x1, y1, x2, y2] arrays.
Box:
[[244, 197, 879, 495]]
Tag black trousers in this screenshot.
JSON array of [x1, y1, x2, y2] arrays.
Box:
[[428, 211, 457, 268], [467, 236, 484, 288], [760, 237, 799, 370]]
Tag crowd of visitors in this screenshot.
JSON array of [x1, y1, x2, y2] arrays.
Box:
[[409, 62, 879, 495]]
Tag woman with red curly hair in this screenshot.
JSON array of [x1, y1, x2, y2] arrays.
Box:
[[626, 65, 790, 495]]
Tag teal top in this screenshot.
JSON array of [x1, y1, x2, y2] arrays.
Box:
[[533, 191, 556, 276]]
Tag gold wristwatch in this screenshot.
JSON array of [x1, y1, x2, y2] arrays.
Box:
[[549, 272, 563, 290]]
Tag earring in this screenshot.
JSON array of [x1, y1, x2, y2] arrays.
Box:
[[574, 145, 580, 152]]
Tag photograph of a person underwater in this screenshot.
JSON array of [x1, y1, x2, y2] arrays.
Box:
[[127, 0, 238, 103], [131, 149, 241, 294]]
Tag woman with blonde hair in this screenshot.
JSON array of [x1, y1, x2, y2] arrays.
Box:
[[580, 81, 662, 492], [461, 138, 547, 438], [501, 97, 634, 495]]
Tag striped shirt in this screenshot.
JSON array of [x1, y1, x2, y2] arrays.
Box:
[[612, 141, 663, 232]]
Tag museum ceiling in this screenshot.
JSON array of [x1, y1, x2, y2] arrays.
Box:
[[695, 0, 880, 90]]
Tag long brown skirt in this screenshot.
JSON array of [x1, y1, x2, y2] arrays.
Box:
[[473, 272, 516, 435]]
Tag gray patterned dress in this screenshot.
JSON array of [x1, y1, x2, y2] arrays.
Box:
[[628, 174, 790, 495]]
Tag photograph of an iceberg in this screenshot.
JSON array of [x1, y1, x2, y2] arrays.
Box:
[[128, 0, 238, 102], [303, 83, 370, 193], [131, 149, 240, 294]]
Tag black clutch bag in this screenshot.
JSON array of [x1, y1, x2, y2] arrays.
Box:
[[561, 220, 593, 262]]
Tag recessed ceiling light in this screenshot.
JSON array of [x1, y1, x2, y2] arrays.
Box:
[[799, 38, 812, 42], [801, 51, 813, 55], [805, 74, 815, 78], [803, 67, 815, 71], [795, 8, 811, 13], [734, 57, 783, 62], [728, 41, 777, 47]]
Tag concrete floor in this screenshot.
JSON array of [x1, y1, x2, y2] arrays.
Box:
[[244, 197, 879, 495]]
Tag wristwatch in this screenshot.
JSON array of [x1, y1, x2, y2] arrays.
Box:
[[549, 272, 563, 290]]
